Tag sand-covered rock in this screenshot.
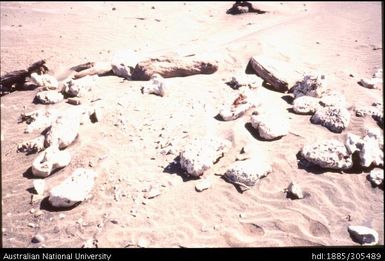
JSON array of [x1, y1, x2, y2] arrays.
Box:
[[17, 135, 46, 153], [180, 137, 232, 177], [292, 74, 327, 98], [30, 73, 59, 90], [319, 90, 347, 108], [62, 75, 98, 97], [369, 169, 384, 186], [31, 147, 71, 177], [131, 56, 218, 80], [35, 90, 64, 104], [45, 108, 82, 149], [300, 140, 353, 170], [348, 226, 379, 246], [141, 73, 165, 97], [195, 178, 211, 192], [48, 168, 98, 208], [250, 108, 289, 140], [311, 105, 350, 133], [111, 49, 141, 79], [224, 158, 272, 188], [292, 96, 320, 114]]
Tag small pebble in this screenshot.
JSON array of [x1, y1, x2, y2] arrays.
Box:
[[32, 234, 45, 243]]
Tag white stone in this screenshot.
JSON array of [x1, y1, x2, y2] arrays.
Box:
[[311, 106, 350, 133], [35, 91, 64, 104], [224, 158, 272, 188], [287, 182, 304, 199], [30, 73, 59, 90], [292, 96, 319, 114], [195, 178, 211, 192], [45, 108, 82, 149], [22, 109, 58, 134], [369, 169, 384, 186], [180, 137, 232, 177], [141, 73, 165, 97], [33, 180, 46, 195], [111, 49, 141, 79], [63, 75, 98, 97], [31, 147, 71, 178], [348, 226, 379, 246], [137, 238, 149, 248], [300, 140, 353, 170], [48, 168, 98, 208], [344, 133, 364, 154], [250, 109, 289, 140], [319, 91, 347, 108], [292, 74, 327, 98], [364, 128, 384, 148], [359, 138, 383, 168]]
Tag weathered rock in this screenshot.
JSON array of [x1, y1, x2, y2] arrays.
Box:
[[348, 226, 379, 246], [219, 91, 256, 121], [311, 106, 350, 133], [67, 98, 81, 105], [31, 147, 71, 177], [369, 169, 384, 186], [62, 75, 98, 97], [32, 234, 45, 244], [48, 168, 98, 208], [17, 135, 46, 153], [45, 108, 81, 149], [359, 137, 383, 168], [292, 74, 327, 98], [74, 62, 112, 79], [248, 56, 295, 92], [292, 96, 320, 114], [250, 108, 289, 140], [141, 73, 165, 97], [180, 137, 232, 177], [226, 1, 267, 15], [319, 91, 347, 108], [344, 133, 363, 154], [224, 158, 272, 188], [195, 178, 211, 192], [359, 78, 381, 89], [33, 179, 45, 195], [35, 91, 64, 104], [226, 74, 263, 90], [89, 107, 103, 122], [286, 182, 304, 199], [30, 73, 59, 90], [111, 49, 141, 79], [21, 109, 58, 133], [131, 56, 218, 80], [300, 140, 353, 170]]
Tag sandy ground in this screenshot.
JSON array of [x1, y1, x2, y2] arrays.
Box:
[[1, 2, 383, 248]]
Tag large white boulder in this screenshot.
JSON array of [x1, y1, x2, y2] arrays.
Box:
[[180, 137, 232, 177], [31, 147, 71, 177], [300, 140, 353, 170], [311, 105, 350, 133], [111, 49, 141, 79], [21, 109, 58, 133], [369, 169, 384, 186], [48, 168, 98, 208], [224, 158, 272, 188]]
